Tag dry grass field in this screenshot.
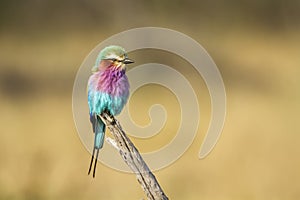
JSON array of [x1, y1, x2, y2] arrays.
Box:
[[0, 1, 300, 199]]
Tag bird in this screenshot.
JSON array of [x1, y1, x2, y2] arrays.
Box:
[[87, 45, 134, 178]]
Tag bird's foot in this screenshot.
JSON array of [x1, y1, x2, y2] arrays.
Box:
[[102, 109, 116, 125]]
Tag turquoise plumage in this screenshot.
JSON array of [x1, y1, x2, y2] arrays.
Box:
[[87, 45, 134, 177]]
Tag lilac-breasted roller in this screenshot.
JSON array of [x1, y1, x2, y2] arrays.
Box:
[[87, 45, 134, 177]]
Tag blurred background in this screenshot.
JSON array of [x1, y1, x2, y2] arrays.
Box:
[[0, 0, 300, 199]]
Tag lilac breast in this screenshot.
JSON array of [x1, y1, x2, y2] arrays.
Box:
[[88, 67, 130, 116], [89, 68, 129, 96]]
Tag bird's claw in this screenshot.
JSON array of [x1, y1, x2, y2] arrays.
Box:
[[101, 109, 116, 125]]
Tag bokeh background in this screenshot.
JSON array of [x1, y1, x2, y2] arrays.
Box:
[[1, 0, 300, 199]]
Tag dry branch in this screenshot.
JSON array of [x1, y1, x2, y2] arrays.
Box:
[[100, 112, 169, 200]]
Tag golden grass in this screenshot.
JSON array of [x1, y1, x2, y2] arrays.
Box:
[[0, 28, 300, 199]]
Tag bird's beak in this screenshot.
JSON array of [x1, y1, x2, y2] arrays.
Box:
[[123, 58, 134, 64]]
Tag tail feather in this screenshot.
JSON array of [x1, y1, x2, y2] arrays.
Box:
[[94, 121, 105, 149], [88, 115, 106, 178]]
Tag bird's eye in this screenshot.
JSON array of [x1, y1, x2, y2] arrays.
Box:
[[104, 58, 124, 62]]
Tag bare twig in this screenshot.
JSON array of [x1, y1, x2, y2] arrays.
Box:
[[100, 112, 169, 200], [105, 137, 119, 150]]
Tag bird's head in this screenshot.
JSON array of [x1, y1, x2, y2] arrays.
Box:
[[92, 45, 134, 73]]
